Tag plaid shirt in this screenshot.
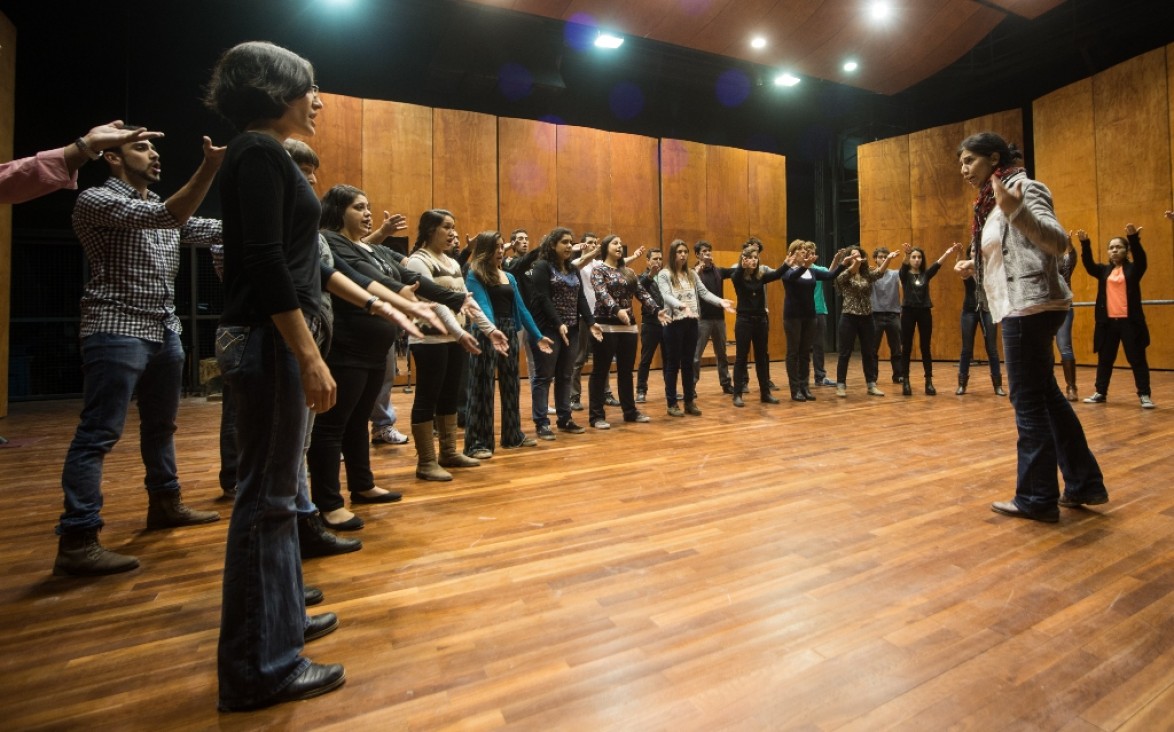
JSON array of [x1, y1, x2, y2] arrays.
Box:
[[72, 177, 221, 341]]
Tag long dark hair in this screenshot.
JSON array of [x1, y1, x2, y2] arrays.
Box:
[[319, 184, 363, 233], [600, 234, 636, 286], [739, 243, 762, 281], [537, 227, 575, 272], [468, 231, 503, 286], [413, 208, 455, 252]]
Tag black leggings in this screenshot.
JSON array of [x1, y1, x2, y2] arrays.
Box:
[[409, 341, 465, 424], [900, 307, 934, 379]]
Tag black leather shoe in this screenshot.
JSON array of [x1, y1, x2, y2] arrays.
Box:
[[991, 500, 1059, 523], [1058, 492, 1109, 508], [350, 489, 403, 504], [305, 612, 339, 643], [321, 514, 364, 531], [722, 384, 734, 395], [304, 586, 324, 607], [299, 514, 363, 559], [762, 394, 781, 404], [219, 662, 346, 711]]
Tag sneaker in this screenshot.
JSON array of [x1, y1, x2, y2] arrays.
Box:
[[1083, 392, 1106, 403], [635, 390, 646, 403], [892, 374, 903, 384], [536, 425, 557, 441], [819, 378, 836, 387], [667, 406, 685, 417], [592, 420, 611, 430], [604, 395, 621, 407], [836, 383, 847, 398], [866, 383, 885, 397], [1140, 395, 1155, 409], [502, 436, 538, 448], [558, 420, 586, 434], [371, 425, 410, 445], [569, 401, 584, 411], [625, 412, 651, 423]]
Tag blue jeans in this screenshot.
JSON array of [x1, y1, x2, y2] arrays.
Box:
[[216, 324, 310, 709], [1055, 306, 1074, 361], [1002, 311, 1106, 517], [368, 343, 399, 428], [959, 308, 1002, 382], [58, 331, 184, 534]]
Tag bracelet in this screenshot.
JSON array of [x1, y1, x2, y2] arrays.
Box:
[[364, 296, 380, 314], [74, 137, 101, 161]]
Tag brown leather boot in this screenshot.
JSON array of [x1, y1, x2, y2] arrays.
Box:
[[1062, 358, 1078, 401], [53, 529, 139, 576], [146, 490, 220, 529]]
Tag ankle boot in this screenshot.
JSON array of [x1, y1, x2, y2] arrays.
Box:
[[800, 383, 816, 401], [956, 373, 969, 395], [732, 392, 744, 407], [790, 381, 806, 402], [993, 377, 1007, 397], [146, 490, 220, 530], [901, 377, 912, 396], [1062, 358, 1078, 401], [925, 377, 936, 396], [436, 413, 480, 468], [412, 421, 453, 481], [298, 512, 362, 559], [53, 529, 139, 576]]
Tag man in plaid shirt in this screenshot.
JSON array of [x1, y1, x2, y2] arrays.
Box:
[[54, 131, 226, 577]]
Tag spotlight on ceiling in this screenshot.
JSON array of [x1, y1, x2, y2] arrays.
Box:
[[773, 73, 801, 87], [843, 60, 859, 72], [869, 1, 892, 21], [750, 36, 767, 50], [595, 32, 624, 49]]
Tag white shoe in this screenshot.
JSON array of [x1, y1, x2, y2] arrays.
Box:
[[1140, 395, 1156, 409], [372, 425, 410, 444]]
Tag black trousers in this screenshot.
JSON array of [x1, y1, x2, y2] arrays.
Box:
[[900, 307, 934, 379], [1094, 318, 1151, 396], [734, 314, 771, 394], [837, 313, 878, 385]]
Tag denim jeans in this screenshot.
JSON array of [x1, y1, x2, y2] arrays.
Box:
[[58, 330, 184, 534], [219, 380, 238, 493], [959, 308, 1002, 383], [216, 324, 310, 709], [1055, 306, 1074, 361], [531, 325, 577, 428], [368, 343, 399, 428], [1002, 311, 1106, 517], [693, 317, 731, 389]]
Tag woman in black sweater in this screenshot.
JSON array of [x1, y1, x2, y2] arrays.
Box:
[[781, 240, 845, 402], [1078, 223, 1153, 408], [897, 242, 960, 396], [725, 244, 786, 406]]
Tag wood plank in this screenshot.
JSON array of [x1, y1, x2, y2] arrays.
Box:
[[2, 367, 1174, 728]]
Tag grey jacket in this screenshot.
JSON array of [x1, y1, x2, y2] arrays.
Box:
[[982, 169, 1072, 313]]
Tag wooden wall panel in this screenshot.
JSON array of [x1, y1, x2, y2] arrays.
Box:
[[306, 93, 363, 197], [498, 118, 557, 243], [858, 136, 912, 250], [1093, 48, 1174, 368], [433, 109, 498, 239], [660, 139, 708, 247], [909, 122, 968, 363], [361, 99, 432, 233], [704, 145, 749, 252], [1035, 77, 1098, 365], [557, 125, 611, 239], [748, 151, 788, 359], [609, 132, 660, 252]]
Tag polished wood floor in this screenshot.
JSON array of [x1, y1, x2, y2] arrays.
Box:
[[1, 364, 1173, 731]]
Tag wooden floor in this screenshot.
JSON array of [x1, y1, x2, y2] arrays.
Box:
[[2, 364, 1173, 731]]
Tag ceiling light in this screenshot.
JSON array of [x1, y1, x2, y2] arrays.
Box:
[[750, 36, 767, 50], [869, 1, 892, 21], [843, 60, 859, 72], [595, 32, 624, 49], [773, 73, 800, 87]]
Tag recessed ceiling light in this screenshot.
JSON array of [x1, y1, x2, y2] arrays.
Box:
[[750, 36, 767, 50], [869, 1, 892, 21], [843, 60, 859, 72], [595, 32, 624, 49], [773, 73, 800, 87]]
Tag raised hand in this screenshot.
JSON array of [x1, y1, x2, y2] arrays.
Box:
[[1124, 223, 1141, 236], [85, 121, 164, 152], [992, 175, 1023, 216], [1074, 229, 1089, 241]]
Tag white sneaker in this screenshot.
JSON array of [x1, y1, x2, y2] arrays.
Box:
[[1083, 392, 1106, 404], [372, 425, 410, 444], [1140, 395, 1156, 409]]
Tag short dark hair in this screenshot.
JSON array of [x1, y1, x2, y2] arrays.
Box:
[[510, 228, 527, 241], [581, 231, 597, 241], [957, 132, 1021, 170], [646, 247, 662, 259], [319, 184, 363, 232], [413, 209, 455, 251], [694, 240, 712, 255], [205, 41, 315, 131], [283, 139, 320, 170], [101, 125, 147, 164]]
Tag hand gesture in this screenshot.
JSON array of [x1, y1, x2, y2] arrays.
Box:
[[656, 310, 671, 326], [720, 298, 735, 314], [589, 323, 605, 341], [84, 121, 164, 152], [1124, 223, 1141, 236], [944, 242, 962, 256], [902, 242, 912, 256], [631, 245, 645, 260], [377, 211, 408, 238], [373, 301, 424, 339], [1074, 228, 1089, 241], [457, 331, 483, 355], [299, 353, 337, 414], [558, 323, 570, 346], [885, 250, 901, 263], [202, 136, 227, 168], [489, 329, 511, 355], [1164, 210, 1174, 222], [397, 281, 420, 301], [536, 336, 555, 354], [617, 309, 631, 326], [460, 293, 483, 320], [992, 175, 1023, 216], [954, 259, 975, 279]]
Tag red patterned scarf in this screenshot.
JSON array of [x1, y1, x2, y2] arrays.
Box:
[[970, 166, 1024, 283]]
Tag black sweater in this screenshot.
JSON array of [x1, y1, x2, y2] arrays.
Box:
[[898, 261, 942, 309], [1081, 231, 1149, 352]]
